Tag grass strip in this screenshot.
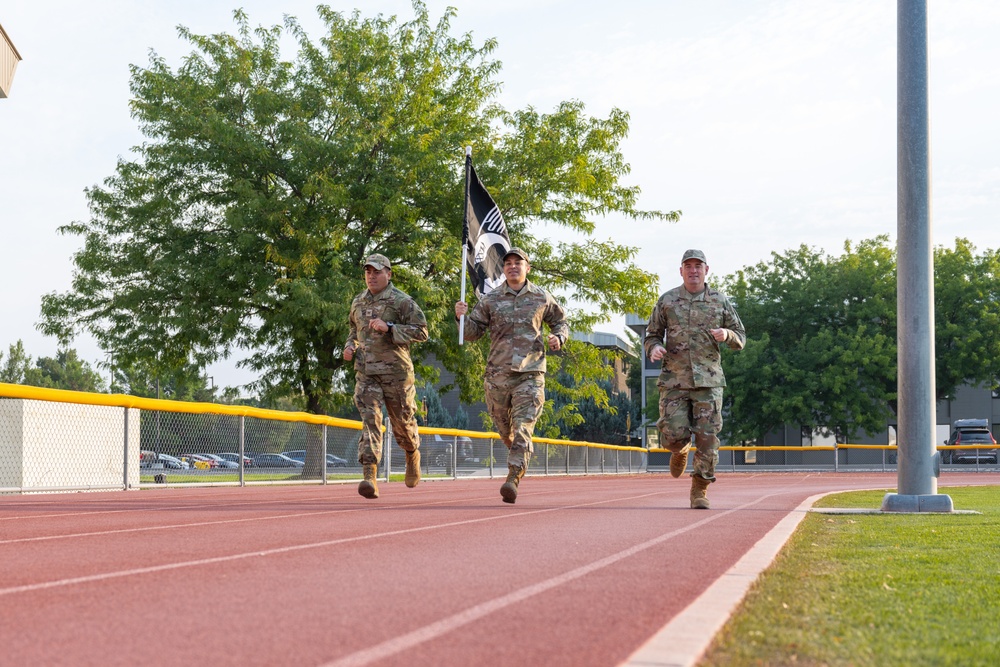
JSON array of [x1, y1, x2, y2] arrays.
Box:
[[700, 486, 1000, 667]]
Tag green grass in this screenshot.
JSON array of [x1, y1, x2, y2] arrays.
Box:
[[700, 486, 1000, 667]]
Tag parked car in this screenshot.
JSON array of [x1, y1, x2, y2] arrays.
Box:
[[423, 435, 476, 473], [281, 450, 349, 468], [139, 452, 190, 470], [194, 453, 239, 469], [156, 453, 190, 470], [186, 454, 219, 469], [253, 453, 305, 468], [218, 452, 254, 467], [943, 419, 998, 464]]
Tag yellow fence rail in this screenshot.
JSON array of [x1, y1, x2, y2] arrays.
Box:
[[0, 383, 648, 494]]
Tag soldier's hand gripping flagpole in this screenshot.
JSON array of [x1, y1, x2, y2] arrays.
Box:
[[459, 146, 472, 345]]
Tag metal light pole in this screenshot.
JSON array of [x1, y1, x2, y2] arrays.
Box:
[[882, 0, 952, 512]]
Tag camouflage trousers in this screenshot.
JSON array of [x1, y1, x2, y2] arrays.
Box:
[[657, 386, 724, 482], [485, 371, 545, 469], [353, 373, 420, 466]]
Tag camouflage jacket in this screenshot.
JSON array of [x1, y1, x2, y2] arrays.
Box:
[[643, 284, 746, 389], [346, 283, 428, 377], [462, 280, 569, 376]]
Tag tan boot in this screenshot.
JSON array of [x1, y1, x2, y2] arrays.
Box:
[[690, 475, 711, 510], [358, 463, 379, 499], [500, 464, 526, 504], [404, 449, 421, 488], [670, 443, 692, 478]]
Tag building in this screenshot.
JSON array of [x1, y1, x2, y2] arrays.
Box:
[[569, 330, 634, 397], [1, 23, 21, 98]]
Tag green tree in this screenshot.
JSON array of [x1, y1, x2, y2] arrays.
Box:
[[416, 382, 471, 430], [933, 238, 1000, 401], [112, 359, 218, 402], [2, 344, 107, 392], [39, 2, 674, 425], [0, 341, 33, 384], [552, 378, 639, 447], [718, 236, 1000, 443]]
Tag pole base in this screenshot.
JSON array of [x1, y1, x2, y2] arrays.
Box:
[[880, 493, 954, 513]]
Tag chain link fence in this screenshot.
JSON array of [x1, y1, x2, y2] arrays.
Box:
[[3, 383, 995, 494], [0, 383, 646, 494]]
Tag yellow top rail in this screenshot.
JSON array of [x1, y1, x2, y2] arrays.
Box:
[[0, 382, 361, 429], [0, 383, 645, 451], [8, 383, 988, 453]]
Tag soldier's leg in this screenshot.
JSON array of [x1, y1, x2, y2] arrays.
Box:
[[657, 388, 694, 452], [497, 373, 542, 503], [353, 376, 385, 466], [689, 387, 724, 483], [485, 375, 515, 450], [507, 373, 545, 469], [383, 377, 420, 453], [383, 377, 422, 488]]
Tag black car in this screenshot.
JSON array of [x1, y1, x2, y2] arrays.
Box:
[[253, 453, 305, 468], [281, 451, 349, 468], [943, 419, 998, 464]]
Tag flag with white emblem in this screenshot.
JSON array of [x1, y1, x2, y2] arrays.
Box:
[[463, 157, 511, 297]]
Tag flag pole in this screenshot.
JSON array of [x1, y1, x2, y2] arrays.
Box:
[[459, 146, 472, 345]]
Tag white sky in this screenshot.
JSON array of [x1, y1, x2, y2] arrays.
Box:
[[2, 1, 999, 390]]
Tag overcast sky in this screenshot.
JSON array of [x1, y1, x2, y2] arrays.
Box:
[[2, 1, 998, 390]]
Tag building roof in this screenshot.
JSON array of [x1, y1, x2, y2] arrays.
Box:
[[570, 331, 635, 355]]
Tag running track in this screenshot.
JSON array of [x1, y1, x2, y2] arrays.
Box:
[[1, 472, 997, 667]]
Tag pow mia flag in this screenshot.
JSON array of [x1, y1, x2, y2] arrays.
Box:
[[463, 157, 511, 297]]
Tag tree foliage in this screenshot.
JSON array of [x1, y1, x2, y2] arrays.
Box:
[[1, 341, 106, 392], [551, 377, 640, 447], [39, 2, 675, 419], [719, 236, 1000, 442], [111, 358, 218, 403]]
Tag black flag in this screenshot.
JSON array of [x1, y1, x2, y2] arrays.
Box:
[[463, 157, 511, 296]]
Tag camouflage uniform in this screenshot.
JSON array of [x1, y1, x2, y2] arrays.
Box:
[[347, 282, 428, 466], [644, 284, 745, 482], [461, 280, 569, 468]]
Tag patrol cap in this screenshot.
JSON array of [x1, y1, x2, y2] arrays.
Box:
[[363, 253, 391, 270], [503, 247, 530, 263], [681, 249, 707, 264]]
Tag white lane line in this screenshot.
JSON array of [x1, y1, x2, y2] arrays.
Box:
[[0, 490, 666, 597], [0, 477, 649, 543], [0, 491, 514, 545], [0, 493, 341, 522], [0, 473, 598, 522], [620, 485, 891, 667], [320, 494, 779, 667]]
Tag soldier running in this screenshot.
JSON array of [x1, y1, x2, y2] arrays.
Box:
[[644, 249, 746, 509], [345, 253, 428, 499], [455, 247, 569, 504]]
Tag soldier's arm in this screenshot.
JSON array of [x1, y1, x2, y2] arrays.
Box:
[[544, 294, 569, 346], [345, 304, 360, 352], [643, 297, 667, 358], [389, 298, 429, 345], [721, 298, 746, 351], [459, 299, 490, 343]]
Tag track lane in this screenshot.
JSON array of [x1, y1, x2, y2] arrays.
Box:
[[0, 472, 996, 666]]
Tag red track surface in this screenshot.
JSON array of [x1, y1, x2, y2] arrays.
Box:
[[1, 472, 997, 666]]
